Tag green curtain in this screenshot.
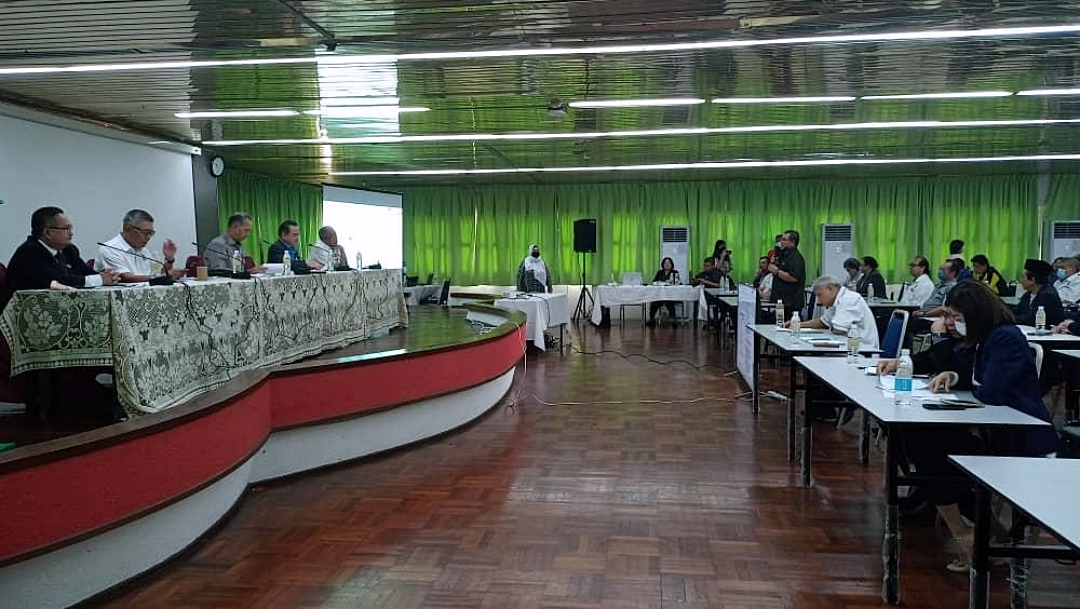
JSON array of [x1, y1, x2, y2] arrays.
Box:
[[217, 170, 323, 265], [404, 173, 1080, 287]]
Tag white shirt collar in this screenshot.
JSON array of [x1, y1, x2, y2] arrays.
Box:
[[38, 239, 58, 257]]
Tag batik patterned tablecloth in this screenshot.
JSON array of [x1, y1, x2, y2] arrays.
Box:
[[0, 270, 407, 415]]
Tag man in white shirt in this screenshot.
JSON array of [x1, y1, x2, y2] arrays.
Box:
[[309, 225, 348, 270], [96, 209, 185, 282], [792, 274, 880, 350], [900, 255, 936, 307], [1055, 256, 1080, 305]]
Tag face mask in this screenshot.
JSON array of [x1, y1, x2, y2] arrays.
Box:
[[954, 320, 968, 336], [1057, 268, 1067, 279], [531, 251, 540, 258], [938, 269, 949, 281]]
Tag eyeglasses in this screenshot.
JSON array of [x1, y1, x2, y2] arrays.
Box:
[[45, 225, 74, 233], [127, 226, 156, 237]]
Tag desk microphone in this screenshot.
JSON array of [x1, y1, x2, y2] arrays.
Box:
[[191, 241, 251, 279], [96, 242, 175, 286], [261, 239, 312, 275]]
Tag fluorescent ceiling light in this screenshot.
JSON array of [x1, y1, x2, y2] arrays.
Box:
[[202, 117, 1080, 146], [1017, 88, 1080, 97], [568, 98, 705, 108], [305, 106, 430, 117], [711, 96, 856, 104], [5, 23, 1080, 76], [329, 154, 1080, 176], [861, 91, 1013, 100], [175, 109, 298, 118]]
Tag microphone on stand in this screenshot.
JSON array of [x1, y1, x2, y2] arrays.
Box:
[[192, 241, 251, 279], [96, 242, 175, 286]]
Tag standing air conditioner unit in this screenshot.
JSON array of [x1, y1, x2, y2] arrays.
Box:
[[1048, 220, 1080, 260], [660, 225, 690, 284], [821, 224, 855, 279]]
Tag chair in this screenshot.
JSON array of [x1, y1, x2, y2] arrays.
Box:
[[837, 309, 910, 429], [1002, 282, 1018, 298], [896, 282, 907, 303], [423, 279, 450, 305], [406, 276, 419, 287], [243, 256, 256, 271], [880, 310, 911, 359], [425, 273, 434, 285], [184, 255, 204, 277], [1030, 343, 1044, 379], [619, 272, 645, 327], [803, 290, 817, 321]]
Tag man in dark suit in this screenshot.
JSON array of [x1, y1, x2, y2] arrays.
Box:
[[6, 206, 120, 291], [1014, 258, 1066, 328], [266, 219, 314, 273]]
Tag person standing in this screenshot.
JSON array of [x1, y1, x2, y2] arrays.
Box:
[[517, 244, 551, 293], [768, 229, 806, 318]]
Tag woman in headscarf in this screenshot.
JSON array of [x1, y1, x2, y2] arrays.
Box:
[[517, 243, 551, 293]]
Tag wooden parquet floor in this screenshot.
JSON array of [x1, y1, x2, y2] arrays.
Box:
[[93, 320, 1078, 609]]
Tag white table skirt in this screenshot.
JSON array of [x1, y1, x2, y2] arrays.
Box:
[[591, 284, 704, 325], [494, 293, 570, 350]]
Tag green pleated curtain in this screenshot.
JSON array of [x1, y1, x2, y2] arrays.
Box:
[[402, 173, 1080, 287], [217, 170, 323, 265]]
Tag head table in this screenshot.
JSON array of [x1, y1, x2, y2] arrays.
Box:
[[0, 270, 408, 415]]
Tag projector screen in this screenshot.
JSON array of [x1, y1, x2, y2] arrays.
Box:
[[322, 186, 403, 270]]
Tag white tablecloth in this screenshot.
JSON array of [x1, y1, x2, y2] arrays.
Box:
[[590, 284, 704, 325], [494, 293, 570, 351]]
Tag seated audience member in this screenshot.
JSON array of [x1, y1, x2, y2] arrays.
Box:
[[1053, 318, 1080, 335], [1054, 256, 1080, 306], [1050, 257, 1067, 285], [948, 239, 964, 261], [754, 256, 773, 298], [310, 225, 347, 270], [7, 206, 119, 290], [970, 254, 1006, 296], [913, 258, 964, 318], [856, 256, 886, 298], [267, 220, 318, 272], [96, 209, 185, 282], [711, 240, 732, 276], [900, 255, 936, 307], [787, 275, 879, 350], [1014, 258, 1066, 328], [692, 257, 722, 288], [517, 243, 551, 293], [913, 281, 1058, 572], [647, 257, 679, 326], [841, 258, 862, 291], [205, 213, 265, 273]]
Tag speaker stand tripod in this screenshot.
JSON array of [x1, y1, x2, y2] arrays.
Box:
[[572, 252, 594, 321]]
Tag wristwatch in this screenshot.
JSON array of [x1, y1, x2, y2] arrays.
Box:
[[164, 258, 175, 264]]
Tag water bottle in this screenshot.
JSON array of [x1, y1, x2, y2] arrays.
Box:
[[230, 249, 241, 274], [775, 300, 785, 327], [894, 349, 914, 406], [282, 250, 292, 276], [847, 321, 861, 364], [330, 250, 340, 271], [1035, 306, 1047, 335], [867, 282, 875, 301], [355, 252, 363, 270], [403, 262, 408, 283], [790, 311, 801, 343]]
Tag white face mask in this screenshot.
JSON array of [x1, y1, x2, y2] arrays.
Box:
[[954, 320, 968, 336]]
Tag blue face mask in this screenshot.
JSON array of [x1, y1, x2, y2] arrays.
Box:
[[938, 268, 949, 281], [1057, 268, 1067, 280]]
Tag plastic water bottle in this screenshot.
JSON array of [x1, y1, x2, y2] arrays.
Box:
[[867, 282, 875, 301], [847, 321, 861, 364], [230, 249, 242, 274], [1035, 306, 1047, 335], [402, 262, 408, 282], [355, 252, 363, 270], [775, 300, 785, 326], [282, 250, 292, 275], [330, 250, 339, 271], [894, 349, 914, 406], [790, 310, 801, 343]]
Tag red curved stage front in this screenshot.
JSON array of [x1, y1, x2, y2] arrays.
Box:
[[0, 305, 525, 608]]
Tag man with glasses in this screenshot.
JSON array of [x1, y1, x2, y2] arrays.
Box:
[[5, 206, 119, 292], [900, 255, 935, 307], [766, 229, 806, 318], [95, 209, 185, 282]]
